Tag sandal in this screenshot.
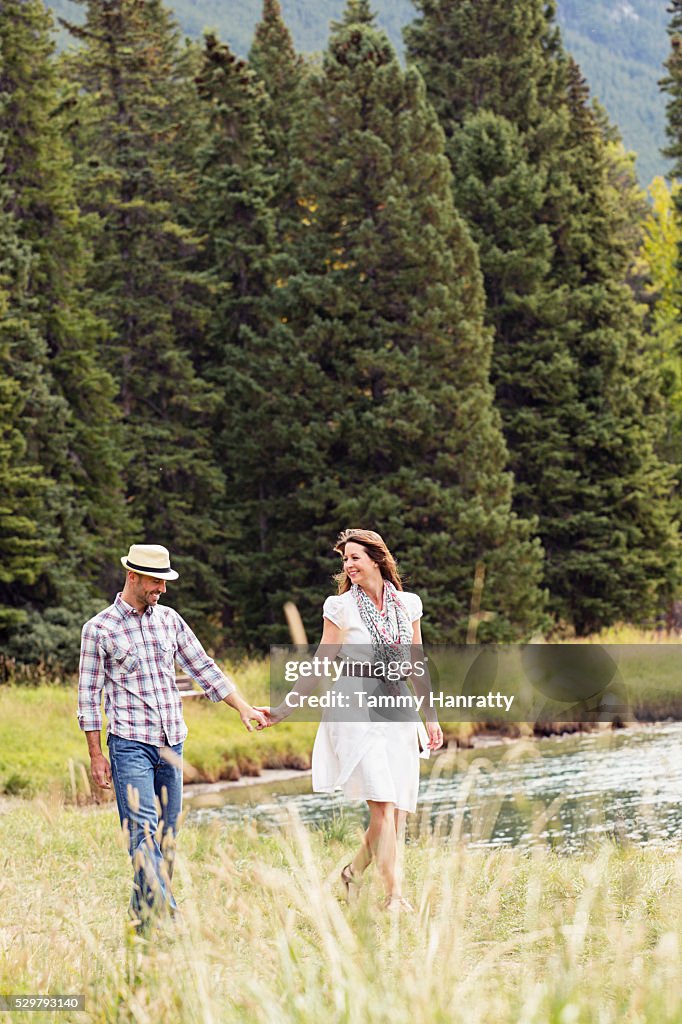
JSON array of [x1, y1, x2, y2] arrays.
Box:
[[383, 895, 415, 913], [341, 863, 360, 902]]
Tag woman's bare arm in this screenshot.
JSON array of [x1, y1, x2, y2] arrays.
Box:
[[258, 618, 343, 724]]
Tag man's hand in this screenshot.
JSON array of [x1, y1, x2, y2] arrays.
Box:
[[90, 752, 112, 789], [225, 693, 268, 731], [240, 703, 268, 732]]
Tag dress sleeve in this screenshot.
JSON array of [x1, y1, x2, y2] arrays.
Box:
[[322, 595, 344, 628], [406, 593, 423, 622]]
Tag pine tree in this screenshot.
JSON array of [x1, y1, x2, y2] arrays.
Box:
[[448, 109, 581, 572], [550, 61, 679, 630], [407, 0, 679, 632], [249, 0, 306, 243], [192, 34, 328, 646], [404, 0, 565, 147], [61, 0, 226, 637], [278, 1, 546, 641], [0, 0, 130, 663], [0, 163, 53, 640], [660, 0, 682, 465]]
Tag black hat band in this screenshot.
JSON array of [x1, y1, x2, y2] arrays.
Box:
[[125, 560, 173, 574]]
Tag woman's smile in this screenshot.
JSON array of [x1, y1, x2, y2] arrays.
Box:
[[343, 541, 377, 582]]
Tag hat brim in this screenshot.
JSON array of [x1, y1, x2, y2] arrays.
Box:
[[121, 556, 179, 581]]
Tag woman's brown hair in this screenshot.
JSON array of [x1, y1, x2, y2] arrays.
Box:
[[333, 529, 403, 594]]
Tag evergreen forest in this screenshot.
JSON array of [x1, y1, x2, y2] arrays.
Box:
[[3, 0, 682, 669]]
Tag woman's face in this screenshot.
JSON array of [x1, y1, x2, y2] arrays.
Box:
[[343, 542, 380, 587]]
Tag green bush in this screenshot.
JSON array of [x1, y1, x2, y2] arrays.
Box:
[[2, 601, 103, 676]]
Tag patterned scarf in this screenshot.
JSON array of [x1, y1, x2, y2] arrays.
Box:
[[352, 580, 413, 673]]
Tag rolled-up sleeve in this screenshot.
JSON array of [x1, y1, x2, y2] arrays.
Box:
[[174, 615, 235, 702], [78, 622, 105, 732]]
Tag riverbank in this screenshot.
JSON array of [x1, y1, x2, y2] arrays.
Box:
[[0, 676, 319, 800], [1, 798, 681, 1023], [6, 623, 679, 802], [0, 678, 608, 801]]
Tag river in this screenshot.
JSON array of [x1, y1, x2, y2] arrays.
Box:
[[186, 723, 682, 852]]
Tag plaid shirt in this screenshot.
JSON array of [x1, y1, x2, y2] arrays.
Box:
[[78, 594, 235, 746]]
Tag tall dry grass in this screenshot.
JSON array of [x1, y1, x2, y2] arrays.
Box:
[[1, 767, 682, 1024]]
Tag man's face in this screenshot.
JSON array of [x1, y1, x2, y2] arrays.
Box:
[[131, 572, 167, 607]]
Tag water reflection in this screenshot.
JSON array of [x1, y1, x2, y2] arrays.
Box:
[[186, 723, 682, 852]]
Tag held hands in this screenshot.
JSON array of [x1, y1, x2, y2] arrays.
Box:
[[252, 705, 287, 728], [225, 693, 269, 731]]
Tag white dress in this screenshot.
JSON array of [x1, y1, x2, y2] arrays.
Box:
[[311, 589, 430, 813]]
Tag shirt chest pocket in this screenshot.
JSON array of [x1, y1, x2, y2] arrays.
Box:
[[110, 642, 140, 674], [152, 637, 176, 668]]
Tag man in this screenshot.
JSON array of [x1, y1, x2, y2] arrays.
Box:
[[78, 543, 267, 928]]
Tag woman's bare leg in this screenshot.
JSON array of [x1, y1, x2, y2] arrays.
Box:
[[350, 800, 399, 897]]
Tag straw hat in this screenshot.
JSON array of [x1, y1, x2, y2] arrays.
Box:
[[120, 544, 179, 580]]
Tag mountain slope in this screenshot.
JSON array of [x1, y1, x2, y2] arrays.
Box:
[[557, 0, 669, 185]]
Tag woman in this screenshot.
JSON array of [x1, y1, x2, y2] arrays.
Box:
[[264, 529, 443, 912]]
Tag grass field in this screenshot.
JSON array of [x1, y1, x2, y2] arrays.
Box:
[[1, 796, 681, 1024]]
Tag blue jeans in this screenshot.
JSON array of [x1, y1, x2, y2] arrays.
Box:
[[108, 734, 183, 923]]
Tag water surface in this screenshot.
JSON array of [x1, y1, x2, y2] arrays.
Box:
[[186, 723, 682, 852]]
